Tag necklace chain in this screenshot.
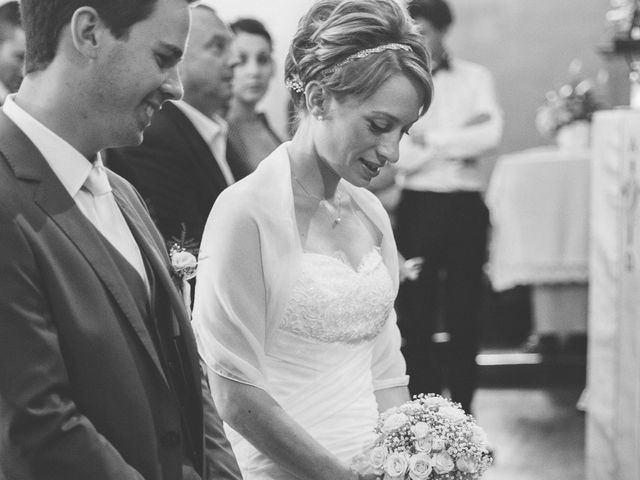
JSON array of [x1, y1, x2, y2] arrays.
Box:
[[292, 175, 343, 227]]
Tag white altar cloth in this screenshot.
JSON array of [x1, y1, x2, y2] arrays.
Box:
[[486, 146, 590, 291]]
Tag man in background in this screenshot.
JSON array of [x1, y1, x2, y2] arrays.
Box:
[[0, 0, 24, 104], [396, 0, 503, 414], [0, 0, 241, 478], [108, 2, 245, 250]]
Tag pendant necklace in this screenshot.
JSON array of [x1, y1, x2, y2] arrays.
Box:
[[293, 175, 343, 227]]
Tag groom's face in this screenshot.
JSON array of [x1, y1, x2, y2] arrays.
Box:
[[90, 0, 190, 147]]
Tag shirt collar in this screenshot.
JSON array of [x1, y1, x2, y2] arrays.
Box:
[[173, 100, 227, 145], [2, 94, 94, 197]]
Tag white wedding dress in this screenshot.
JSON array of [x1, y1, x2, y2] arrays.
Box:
[[225, 246, 396, 480]]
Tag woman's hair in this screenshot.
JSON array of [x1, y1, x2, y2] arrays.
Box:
[[230, 17, 273, 49], [285, 0, 432, 115]]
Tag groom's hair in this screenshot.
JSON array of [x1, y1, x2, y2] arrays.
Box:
[[19, 0, 192, 74]]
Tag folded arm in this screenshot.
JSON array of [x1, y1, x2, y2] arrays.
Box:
[[399, 69, 503, 173]]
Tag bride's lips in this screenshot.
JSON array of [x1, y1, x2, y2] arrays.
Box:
[[360, 158, 382, 176]]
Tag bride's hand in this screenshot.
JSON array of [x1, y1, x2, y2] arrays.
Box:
[[399, 256, 424, 282]]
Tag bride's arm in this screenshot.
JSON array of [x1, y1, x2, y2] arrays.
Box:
[[375, 385, 410, 412], [210, 373, 356, 480]]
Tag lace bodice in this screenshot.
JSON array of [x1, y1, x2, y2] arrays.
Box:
[[279, 247, 395, 344]]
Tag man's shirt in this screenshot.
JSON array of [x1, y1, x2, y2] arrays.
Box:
[[399, 57, 503, 192]]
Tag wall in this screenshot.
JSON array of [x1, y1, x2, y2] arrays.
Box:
[[447, 0, 611, 157]]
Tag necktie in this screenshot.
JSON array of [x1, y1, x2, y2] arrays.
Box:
[[82, 162, 150, 292]]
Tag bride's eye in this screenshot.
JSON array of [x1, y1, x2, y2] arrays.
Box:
[[369, 120, 390, 134]]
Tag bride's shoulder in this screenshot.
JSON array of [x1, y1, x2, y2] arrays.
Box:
[[212, 146, 290, 218]]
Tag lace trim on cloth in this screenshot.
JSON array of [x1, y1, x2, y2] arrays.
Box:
[[280, 247, 395, 344], [487, 262, 589, 292]]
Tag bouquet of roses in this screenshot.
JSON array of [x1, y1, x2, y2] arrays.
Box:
[[351, 394, 492, 480]]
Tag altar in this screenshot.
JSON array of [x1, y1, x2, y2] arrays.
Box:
[[486, 145, 590, 336]]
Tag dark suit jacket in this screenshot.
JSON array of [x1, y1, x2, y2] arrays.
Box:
[[0, 111, 241, 480], [106, 101, 247, 248]]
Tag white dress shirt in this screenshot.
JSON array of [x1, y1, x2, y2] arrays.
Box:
[[2, 95, 149, 290], [173, 100, 235, 186], [399, 57, 503, 192]]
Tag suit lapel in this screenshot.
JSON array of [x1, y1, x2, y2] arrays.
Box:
[[0, 112, 169, 387], [112, 182, 201, 392]]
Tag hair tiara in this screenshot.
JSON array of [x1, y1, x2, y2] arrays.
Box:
[[285, 42, 412, 93]]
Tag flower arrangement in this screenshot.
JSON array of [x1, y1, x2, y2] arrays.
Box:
[[605, 0, 640, 40], [169, 242, 198, 314], [535, 62, 600, 140], [167, 223, 200, 314], [351, 394, 492, 480]]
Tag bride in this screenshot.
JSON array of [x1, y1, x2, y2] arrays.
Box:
[[192, 1, 433, 479]]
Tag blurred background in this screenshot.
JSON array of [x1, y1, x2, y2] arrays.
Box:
[[212, 2, 631, 479]]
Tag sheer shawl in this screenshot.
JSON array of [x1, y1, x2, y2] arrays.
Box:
[[192, 142, 408, 391]]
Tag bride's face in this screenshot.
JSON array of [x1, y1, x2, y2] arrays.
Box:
[[313, 73, 422, 187]]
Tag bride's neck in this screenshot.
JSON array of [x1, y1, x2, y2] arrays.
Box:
[[288, 123, 340, 201]]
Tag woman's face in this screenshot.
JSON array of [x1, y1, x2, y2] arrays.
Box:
[[313, 74, 422, 187], [231, 31, 274, 106]]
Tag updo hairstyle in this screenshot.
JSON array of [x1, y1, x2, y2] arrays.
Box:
[[285, 0, 433, 116]]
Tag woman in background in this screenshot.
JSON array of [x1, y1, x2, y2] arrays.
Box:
[[227, 18, 282, 174], [193, 0, 433, 479]]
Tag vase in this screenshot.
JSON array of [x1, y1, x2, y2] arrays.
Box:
[[555, 120, 591, 151]]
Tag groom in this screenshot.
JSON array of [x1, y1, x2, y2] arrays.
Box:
[[0, 1, 241, 479]]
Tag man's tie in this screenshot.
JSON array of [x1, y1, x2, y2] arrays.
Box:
[[82, 162, 150, 292]]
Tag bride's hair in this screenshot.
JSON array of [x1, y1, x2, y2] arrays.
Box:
[[285, 0, 433, 115]]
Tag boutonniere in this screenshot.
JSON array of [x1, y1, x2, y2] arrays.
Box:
[[168, 224, 201, 315]]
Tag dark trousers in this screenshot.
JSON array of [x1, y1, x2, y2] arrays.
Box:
[[396, 190, 489, 413]]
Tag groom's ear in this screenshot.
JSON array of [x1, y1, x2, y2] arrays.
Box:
[[305, 81, 327, 119], [69, 7, 109, 61]]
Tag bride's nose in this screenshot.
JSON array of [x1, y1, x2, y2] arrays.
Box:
[[376, 134, 399, 164]]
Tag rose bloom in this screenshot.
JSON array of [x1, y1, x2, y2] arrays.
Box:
[[351, 453, 372, 476], [431, 437, 445, 452], [470, 425, 488, 449], [382, 413, 409, 433], [384, 452, 409, 478], [432, 451, 455, 474], [171, 250, 197, 279], [408, 453, 432, 480], [370, 446, 388, 474], [403, 403, 423, 415], [410, 422, 430, 439], [414, 435, 433, 453], [421, 396, 447, 408], [439, 406, 466, 424], [456, 454, 479, 474], [172, 250, 196, 268]]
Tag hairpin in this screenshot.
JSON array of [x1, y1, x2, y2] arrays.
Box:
[[285, 74, 305, 94]]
